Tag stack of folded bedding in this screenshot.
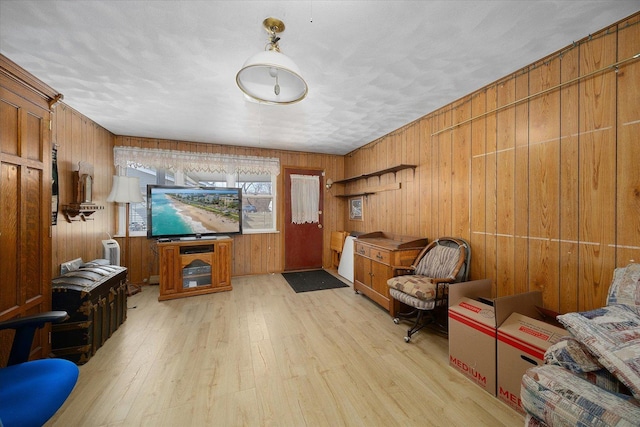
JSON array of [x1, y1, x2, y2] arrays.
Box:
[[520, 263, 640, 427]]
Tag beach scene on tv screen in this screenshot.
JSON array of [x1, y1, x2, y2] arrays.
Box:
[[151, 188, 240, 236]]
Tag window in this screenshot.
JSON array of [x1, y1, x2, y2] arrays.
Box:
[[238, 175, 275, 232], [112, 147, 280, 236]]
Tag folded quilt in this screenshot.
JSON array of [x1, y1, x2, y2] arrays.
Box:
[[557, 304, 640, 399], [607, 263, 640, 306], [524, 414, 548, 427], [521, 365, 640, 427], [544, 336, 603, 373]]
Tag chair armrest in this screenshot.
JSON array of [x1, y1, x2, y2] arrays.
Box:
[[432, 278, 455, 284], [1, 311, 68, 366], [0, 311, 68, 331], [434, 280, 455, 306], [391, 265, 416, 276]]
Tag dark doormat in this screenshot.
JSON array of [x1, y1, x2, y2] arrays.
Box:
[[282, 269, 349, 293]]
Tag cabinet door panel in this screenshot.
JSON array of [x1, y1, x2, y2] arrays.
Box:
[[354, 255, 368, 287], [24, 167, 44, 301], [0, 163, 19, 311], [0, 80, 51, 364], [214, 241, 231, 287], [371, 261, 392, 300], [159, 246, 179, 295]]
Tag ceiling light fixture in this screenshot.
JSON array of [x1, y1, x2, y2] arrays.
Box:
[[236, 17, 308, 105]]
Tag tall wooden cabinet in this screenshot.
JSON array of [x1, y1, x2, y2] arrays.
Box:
[[0, 55, 61, 363], [158, 238, 232, 301], [354, 232, 427, 316]]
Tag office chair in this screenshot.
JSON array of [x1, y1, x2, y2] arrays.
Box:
[[0, 311, 79, 427], [387, 237, 470, 342]]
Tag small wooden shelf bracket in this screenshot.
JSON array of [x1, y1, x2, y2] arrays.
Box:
[[62, 204, 104, 222]]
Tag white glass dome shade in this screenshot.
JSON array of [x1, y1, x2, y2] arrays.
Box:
[[236, 49, 308, 104]]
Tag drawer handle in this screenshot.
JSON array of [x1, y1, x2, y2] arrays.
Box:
[[376, 253, 383, 260]]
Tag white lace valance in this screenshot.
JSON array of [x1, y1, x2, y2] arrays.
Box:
[[113, 146, 280, 176]]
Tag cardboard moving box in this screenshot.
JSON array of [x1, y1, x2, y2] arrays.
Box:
[[448, 280, 547, 396], [449, 294, 497, 394], [497, 312, 566, 413]]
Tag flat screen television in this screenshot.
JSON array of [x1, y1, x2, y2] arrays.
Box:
[[147, 185, 242, 240]]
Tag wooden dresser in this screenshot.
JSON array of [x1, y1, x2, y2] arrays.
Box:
[[353, 232, 428, 316]]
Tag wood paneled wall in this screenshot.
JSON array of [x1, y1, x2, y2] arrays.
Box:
[[114, 136, 345, 283], [49, 110, 345, 283], [50, 103, 116, 278], [343, 14, 640, 313]]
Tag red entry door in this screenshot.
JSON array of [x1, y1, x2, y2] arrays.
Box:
[[284, 168, 324, 271]]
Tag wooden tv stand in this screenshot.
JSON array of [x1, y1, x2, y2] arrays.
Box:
[[157, 238, 232, 301]]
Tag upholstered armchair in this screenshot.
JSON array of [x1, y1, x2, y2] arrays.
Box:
[[387, 237, 470, 342]]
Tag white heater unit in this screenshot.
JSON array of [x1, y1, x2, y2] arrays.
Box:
[[102, 239, 121, 266]]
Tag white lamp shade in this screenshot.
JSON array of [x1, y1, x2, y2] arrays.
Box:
[[236, 50, 308, 104], [106, 176, 144, 203]]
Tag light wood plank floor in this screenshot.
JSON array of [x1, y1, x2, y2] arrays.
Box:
[[47, 272, 523, 426]]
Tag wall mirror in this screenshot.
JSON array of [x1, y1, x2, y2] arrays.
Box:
[[73, 161, 93, 204]]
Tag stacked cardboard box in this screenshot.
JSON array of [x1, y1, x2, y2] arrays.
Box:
[[448, 280, 565, 412], [448, 286, 497, 394], [497, 312, 565, 412]]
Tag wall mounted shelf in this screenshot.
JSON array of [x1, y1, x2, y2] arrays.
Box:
[[62, 203, 104, 222], [335, 192, 376, 199], [332, 164, 415, 198], [333, 164, 417, 185]]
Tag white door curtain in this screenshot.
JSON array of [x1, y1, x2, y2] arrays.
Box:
[[290, 174, 319, 224]]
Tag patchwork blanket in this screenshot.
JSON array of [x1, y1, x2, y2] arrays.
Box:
[[522, 365, 640, 427], [557, 304, 640, 399], [607, 263, 640, 306], [522, 264, 640, 426]]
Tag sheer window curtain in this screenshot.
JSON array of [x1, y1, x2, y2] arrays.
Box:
[[113, 146, 280, 176], [290, 174, 319, 224]]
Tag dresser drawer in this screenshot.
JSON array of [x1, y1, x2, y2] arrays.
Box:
[[355, 242, 370, 257], [370, 248, 390, 265]]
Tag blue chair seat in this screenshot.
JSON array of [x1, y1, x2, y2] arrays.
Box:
[[0, 358, 79, 427]]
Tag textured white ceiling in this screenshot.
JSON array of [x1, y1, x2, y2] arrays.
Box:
[[1, 1, 638, 155]]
